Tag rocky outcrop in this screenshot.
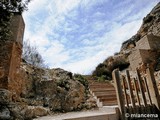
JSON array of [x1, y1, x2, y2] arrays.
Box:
[[0, 62, 96, 119], [121, 2, 160, 51], [138, 2, 160, 37], [20, 64, 89, 112]]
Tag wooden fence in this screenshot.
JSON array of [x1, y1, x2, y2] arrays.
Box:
[[112, 66, 160, 120]]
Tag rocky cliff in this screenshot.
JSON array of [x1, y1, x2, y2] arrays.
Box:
[[93, 2, 160, 80], [121, 2, 160, 51]]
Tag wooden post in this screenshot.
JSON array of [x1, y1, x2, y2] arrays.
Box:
[[126, 70, 136, 109], [143, 77, 152, 105], [112, 69, 126, 120], [146, 67, 160, 110], [122, 76, 129, 108], [133, 78, 141, 106], [136, 69, 147, 106]]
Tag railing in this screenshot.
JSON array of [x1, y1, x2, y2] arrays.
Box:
[[112, 66, 160, 120]]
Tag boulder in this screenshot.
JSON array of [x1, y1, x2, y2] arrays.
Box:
[[0, 106, 11, 120], [25, 106, 49, 119], [8, 103, 27, 120], [0, 89, 12, 104], [49, 80, 85, 112]]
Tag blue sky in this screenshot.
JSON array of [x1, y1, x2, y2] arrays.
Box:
[[23, 0, 159, 74]]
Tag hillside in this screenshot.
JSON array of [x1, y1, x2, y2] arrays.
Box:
[[93, 2, 160, 80]]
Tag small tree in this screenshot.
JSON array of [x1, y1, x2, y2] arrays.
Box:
[[22, 40, 46, 68]]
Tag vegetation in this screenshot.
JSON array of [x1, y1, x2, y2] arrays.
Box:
[[56, 79, 70, 91], [22, 41, 46, 68], [92, 63, 111, 80], [97, 75, 107, 82], [92, 55, 130, 80], [0, 0, 31, 40], [74, 74, 89, 90]]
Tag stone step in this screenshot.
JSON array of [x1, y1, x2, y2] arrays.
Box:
[[100, 97, 117, 102], [87, 77, 118, 107], [89, 83, 113, 86], [91, 89, 116, 92], [89, 86, 115, 89], [95, 93, 116, 97], [89, 82, 113, 85], [98, 95, 117, 100], [103, 101, 118, 106]]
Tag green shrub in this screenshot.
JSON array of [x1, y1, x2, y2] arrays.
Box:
[[56, 79, 70, 91], [97, 75, 106, 82], [74, 74, 89, 89]]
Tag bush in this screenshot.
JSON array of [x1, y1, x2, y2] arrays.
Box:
[[92, 54, 130, 80], [97, 75, 106, 82], [74, 74, 89, 89], [92, 63, 112, 80], [56, 79, 70, 91]]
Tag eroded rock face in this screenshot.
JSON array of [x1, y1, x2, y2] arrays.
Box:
[[0, 107, 11, 120], [139, 2, 160, 37], [24, 106, 49, 119], [0, 62, 94, 119], [121, 2, 160, 51], [49, 79, 85, 111], [19, 63, 91, 112], [0, 89, 12, 104]]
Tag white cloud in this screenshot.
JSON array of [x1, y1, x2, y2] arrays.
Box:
[[62, 50, 109, 74], [92, 21, 109, 31], [42, 44, 70, 68], [23, 0, 159, 74]]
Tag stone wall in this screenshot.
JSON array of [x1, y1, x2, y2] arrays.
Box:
[[129, 49, 157, 70], [136, 34, 160, 50], [129, 34, 160, 70], [8, 42, 24, 96], [10, 13, 25, 44], [0, 14, 25, 96], [0, 42, 13, 89], [0, 42, 24, 96], [129, 49, 142, 71]]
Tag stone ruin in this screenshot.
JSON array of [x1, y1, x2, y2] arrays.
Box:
[[0, 12, 25, 97], [129, 34, 160, 71]]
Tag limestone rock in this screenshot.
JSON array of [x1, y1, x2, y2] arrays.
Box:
[[8, 103, 28, 120], [49, 79, 85, 112], [0, 106, 11, 120], [19, 63, 89, 112], [25, 106, 49, 119], [0, 89, 12, 104]]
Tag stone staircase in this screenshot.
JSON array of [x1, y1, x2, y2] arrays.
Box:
[[86, 76, 118, 107]]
